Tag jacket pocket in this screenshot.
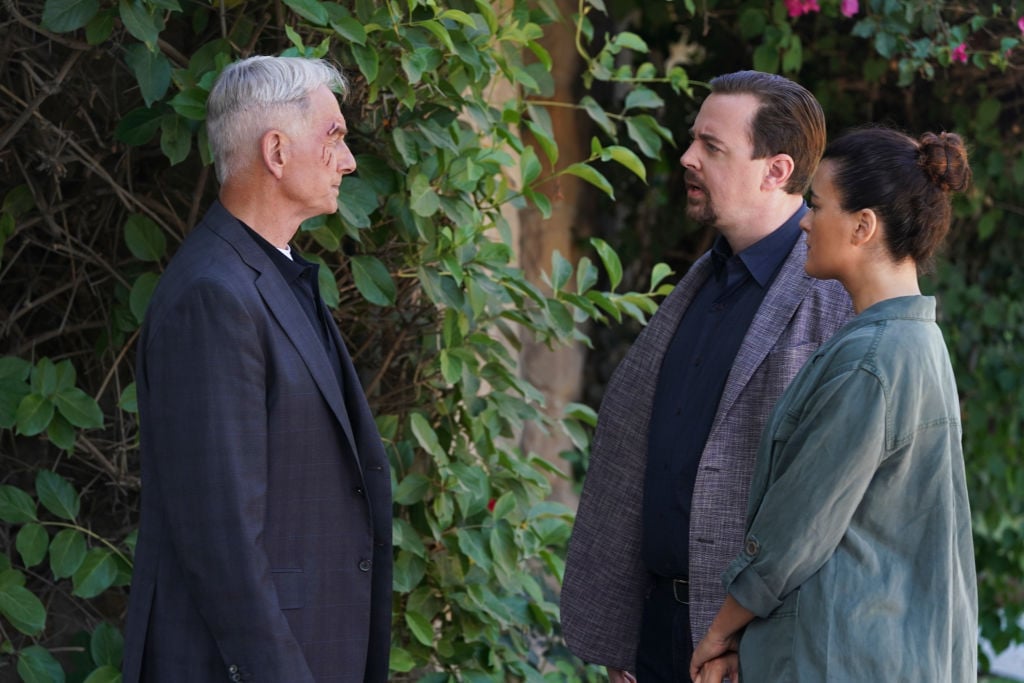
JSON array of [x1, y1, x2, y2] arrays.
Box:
[[271, 568, 305, 610]]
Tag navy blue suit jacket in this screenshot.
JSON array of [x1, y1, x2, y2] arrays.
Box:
[[123, 201, 392, 682]]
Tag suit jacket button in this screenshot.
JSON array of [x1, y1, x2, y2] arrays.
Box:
[[231, 675, 241, 682], [228, 665, 238, 674], [358, 559, 372, 572], [354, 486, 364, 495]]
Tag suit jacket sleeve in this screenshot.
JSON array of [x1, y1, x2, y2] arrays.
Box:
[[140, 274, 315, 681]]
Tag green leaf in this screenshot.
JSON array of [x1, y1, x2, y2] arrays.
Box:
[[16, 524, 49, 568], [119, 0, 163, 48], [15, 394, 54, 437], [393, 473, 431, 505], [579, 95, 616, 139], [351, 43, 379, 84], [90, 622, 124, 668], [42, 0, 99, 31], [591, 238, 623, 292], [550, 251, 572, 292], [283, 0, 328, 25], [130, 272, 160, 325], [349, 255, 396, 307], [36, 470, 80, 521], [455, 528, 491, 570], [85, 9, 115, 44], [409, 173, 440, 218], [405, 611, 434, 647], [521, 146, 542, 186], [409, 413, 446, 461], [624, 87, 664, 111], [115, 106, 164, 146], [118, 382, 138, 414], [0, 585, 47, 636], [575, 256, 599, 294], [603, 145, 647, 183], [124, 214, 166, 262], [72, 548, 118, 599], [124, 43, 171, 106], [82, 665, 122, 683], [50, 413, 78, 452], [0, 486, 37, 524], [0, 378, 31, 429], [168, 87, 207, 121], [562, 162, 614, 199], [160, 114, 191, 165], [328, 15, 366, 46], [50, 528, 88, 579], [337, 175, 377, 230], [650, 262, 674, 291], [389, 647, 415, 673], [54, 387, 103, 429], [613, 31, 649, 53]]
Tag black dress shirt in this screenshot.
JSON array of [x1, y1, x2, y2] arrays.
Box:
[[642, 209, 804, 578], [242, 223, 344, 384]]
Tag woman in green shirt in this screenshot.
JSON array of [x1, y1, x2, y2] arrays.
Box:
[[690, 127, 977, 683]]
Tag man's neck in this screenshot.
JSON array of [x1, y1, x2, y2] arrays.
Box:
[[219, 183, 298, 249], [719, 194, 804, 254]]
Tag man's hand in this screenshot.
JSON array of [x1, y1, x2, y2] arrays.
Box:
[[689, 629, 738, 681], [692, 652, 739, 683], [607, 667, 638, 683]]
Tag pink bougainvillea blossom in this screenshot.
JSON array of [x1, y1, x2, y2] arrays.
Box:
[[951, 43, 968, 64], [840, 0, 859, 17], [785, 0, 821, 18]]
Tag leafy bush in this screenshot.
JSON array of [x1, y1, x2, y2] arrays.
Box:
[[1, 0, 677, 679]]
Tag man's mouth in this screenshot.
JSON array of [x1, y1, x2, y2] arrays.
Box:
[[684, 173, 706, 198]]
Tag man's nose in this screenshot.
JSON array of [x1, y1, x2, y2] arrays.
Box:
[[337, 144, 356, 175], [679, 143, 698, 169]]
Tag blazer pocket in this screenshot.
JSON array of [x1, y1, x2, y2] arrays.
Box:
[[271, 568, 305, 610]]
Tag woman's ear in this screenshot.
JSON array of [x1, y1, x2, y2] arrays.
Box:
[[851, 208, 879, 247], [761, 154, 795, 191], [261, 129, 288, 179]]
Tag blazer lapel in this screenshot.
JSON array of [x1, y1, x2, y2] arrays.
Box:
[[205, 203, 360, 459], [709, 235, 812, 435]]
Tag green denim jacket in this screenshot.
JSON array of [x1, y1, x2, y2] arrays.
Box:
[[724, 295, 978, 682]]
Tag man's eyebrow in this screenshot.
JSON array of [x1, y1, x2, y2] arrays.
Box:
[[327, 122, 347, 136], [690, 129, 725, 147]]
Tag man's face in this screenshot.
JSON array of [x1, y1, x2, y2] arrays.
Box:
[[282, 84, 356, 221], [678, 93, 770, 233]]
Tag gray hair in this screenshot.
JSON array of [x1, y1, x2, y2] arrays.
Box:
[[206, 56, 348, 184]]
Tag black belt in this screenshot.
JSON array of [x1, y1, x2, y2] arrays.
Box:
[[652, 575, 689, 605]]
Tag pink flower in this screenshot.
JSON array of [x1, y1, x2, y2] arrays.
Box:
[[840, 0, 859, 17], [951, 43, 968, 64], [785, 0, 820, 18], [1018, 16, 1024, 35]]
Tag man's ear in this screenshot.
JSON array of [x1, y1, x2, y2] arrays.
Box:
[[761, 153, 795, 191], [261, 129, 287, 179], [851, 208, 879, 247]]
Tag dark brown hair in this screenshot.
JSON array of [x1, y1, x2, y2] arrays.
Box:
[[709, 70, 826, 195], [823, 127, 971, 270]]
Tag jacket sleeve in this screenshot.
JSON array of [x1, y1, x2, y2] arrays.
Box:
[[722, 366, 887, 617], [140, 275, 315, 681]]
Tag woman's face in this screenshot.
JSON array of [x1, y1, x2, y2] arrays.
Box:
[[800, 160, 860, 281]]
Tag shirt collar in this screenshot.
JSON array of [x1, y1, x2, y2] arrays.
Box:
[[241, 223, 317, 284], [710, 205, 805, 287]]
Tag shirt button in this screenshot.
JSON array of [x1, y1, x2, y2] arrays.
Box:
[[745, 538, 760, 556], [354, 486, 364, 495], [358, 559, 372, 572]]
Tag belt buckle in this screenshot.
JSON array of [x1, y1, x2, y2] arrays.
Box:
[[672, 578, 689, 605]]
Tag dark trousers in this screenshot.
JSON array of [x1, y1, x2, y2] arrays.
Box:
[[636, 576, 693, 683]]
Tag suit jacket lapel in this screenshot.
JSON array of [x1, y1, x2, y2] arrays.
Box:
[[205, 203, 360, 459], [709, 235, 812, 437]]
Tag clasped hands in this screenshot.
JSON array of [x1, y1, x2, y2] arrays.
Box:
[[689, 630, 740, 683]]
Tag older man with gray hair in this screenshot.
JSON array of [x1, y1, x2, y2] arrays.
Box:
[[122, 55, 392, 683]]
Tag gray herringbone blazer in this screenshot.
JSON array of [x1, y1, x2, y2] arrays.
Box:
[[561, 234, 852, 671]]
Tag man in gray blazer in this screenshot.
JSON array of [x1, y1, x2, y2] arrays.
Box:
[[561, 72, 853, 682], [122, 56, 392, 682]]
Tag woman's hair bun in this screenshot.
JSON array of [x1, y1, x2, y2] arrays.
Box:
[[918, 132, 971, 193]]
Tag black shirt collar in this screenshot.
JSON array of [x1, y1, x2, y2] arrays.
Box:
[[710, 205, 805, 287]]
